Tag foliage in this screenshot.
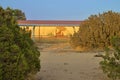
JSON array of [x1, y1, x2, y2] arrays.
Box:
[[100, 37, 120, 80], [0, 6, 40, 80], [6, 7, 26, 20], [70, 11, 120, 50]]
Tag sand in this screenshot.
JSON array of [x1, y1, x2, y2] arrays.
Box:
[[34, 43, 110, 80]]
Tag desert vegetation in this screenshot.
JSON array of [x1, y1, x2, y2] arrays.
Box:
[[100, 37, 120, 80], [70, 11, 120, 80], [0, 7, 40, 80], [70, 11, 120, 50]]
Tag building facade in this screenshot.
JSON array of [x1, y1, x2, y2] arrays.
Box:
[[18, 20, 82, 39]]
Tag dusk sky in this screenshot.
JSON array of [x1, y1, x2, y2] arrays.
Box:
[[0, 0, 120, 20]]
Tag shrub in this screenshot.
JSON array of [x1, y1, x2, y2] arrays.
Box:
[[70, 11, 120, 50], [0, 7, 40, 80], [100, 36, 120, 80]]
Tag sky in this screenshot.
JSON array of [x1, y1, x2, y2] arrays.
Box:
[[0, 0, 120, 20]]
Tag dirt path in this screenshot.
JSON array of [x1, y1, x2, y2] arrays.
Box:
[[35, 43, 109, 80]]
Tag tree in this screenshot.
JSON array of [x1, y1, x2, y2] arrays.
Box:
[[70, 11, 120, 51], [0, 6, 40, 80], [6, 7, 26, 20], [13, 9, 26, 20], [100, 36, 120, 80]]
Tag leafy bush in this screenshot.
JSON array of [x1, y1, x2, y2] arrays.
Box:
[[70, 11, 120, 50], [100, 37, 120, 80], [0, 7, 40, 80]]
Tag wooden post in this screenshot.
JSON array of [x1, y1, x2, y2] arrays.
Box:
[[39, 26, 40, 41], [73, 26, 76, 33], [32, 26, 35, 41]]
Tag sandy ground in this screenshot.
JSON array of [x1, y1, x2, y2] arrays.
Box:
[[34, 43, 110, 80]]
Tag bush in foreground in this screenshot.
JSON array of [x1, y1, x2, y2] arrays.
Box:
[[0, 7, 40, 80], [100, 37, 120, 80]]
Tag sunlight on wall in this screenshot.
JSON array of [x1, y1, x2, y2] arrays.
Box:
[[21, 26, 79, 37]]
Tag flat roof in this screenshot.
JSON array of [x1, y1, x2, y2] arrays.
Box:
[[17, 20, 83, 26]]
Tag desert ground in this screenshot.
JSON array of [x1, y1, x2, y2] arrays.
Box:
[[34, 40, 110, 80]]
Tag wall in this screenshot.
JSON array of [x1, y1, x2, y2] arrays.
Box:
[[20, 26, 79, 37]]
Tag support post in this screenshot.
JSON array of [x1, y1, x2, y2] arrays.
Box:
[[39, 26, 40, 41], [32, 26, 35, 41], [73, 26, 76, 33]]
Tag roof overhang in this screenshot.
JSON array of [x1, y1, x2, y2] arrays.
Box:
[[17, 20, 82, 27]]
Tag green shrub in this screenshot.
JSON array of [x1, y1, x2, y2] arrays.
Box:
[[100, 36, 120, 80], [0, 7, 40, 80]]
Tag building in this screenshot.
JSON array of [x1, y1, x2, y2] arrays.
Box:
[[18, 20, 82, 39]]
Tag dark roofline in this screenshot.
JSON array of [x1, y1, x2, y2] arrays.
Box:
[[17, 20, 83, 26]]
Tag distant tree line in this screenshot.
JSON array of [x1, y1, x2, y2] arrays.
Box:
[[70, 11, 120, 50], [0, 7, 40, 80]]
